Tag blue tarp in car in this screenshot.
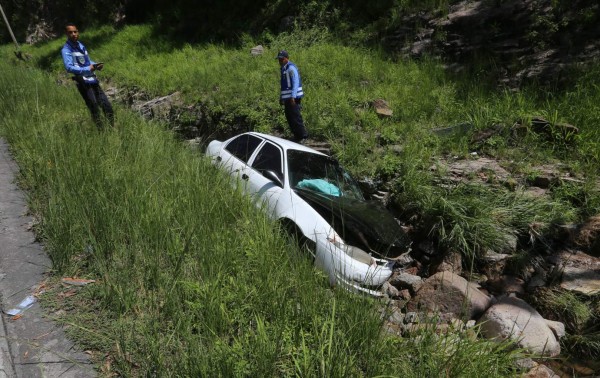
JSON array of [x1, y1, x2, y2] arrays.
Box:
[[297, 179, 341, 197]]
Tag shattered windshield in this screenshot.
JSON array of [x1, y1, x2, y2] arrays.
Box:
[[287, 150, 365, 201]]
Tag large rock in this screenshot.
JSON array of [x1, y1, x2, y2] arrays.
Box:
[[407, 271, 492, 319], [132, 92, 182, 121], [389, 272, 423, 294], [560, 266, 600, 295], [553, 249, 600, 295], [478, 296, 561, 357]]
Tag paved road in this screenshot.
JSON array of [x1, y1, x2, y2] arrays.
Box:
[[0, 138, 96, 377]]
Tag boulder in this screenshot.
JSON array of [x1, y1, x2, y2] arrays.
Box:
[[560, 266, 600, 295], [555, 249, 600, 295], [478, 296, 561, 357], [132, 92, 182, 121], [407, 271, 492, 319], [389, 272, 423, 294]]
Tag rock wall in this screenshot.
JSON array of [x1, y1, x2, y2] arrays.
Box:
[[383, 0, 600, 88]]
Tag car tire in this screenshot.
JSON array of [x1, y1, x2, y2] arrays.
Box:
[[279, 219, 316, 262]]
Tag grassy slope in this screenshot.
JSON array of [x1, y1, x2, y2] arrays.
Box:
[[0, 36, 525, 376]]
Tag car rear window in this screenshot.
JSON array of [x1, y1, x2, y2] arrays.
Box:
[[224, 134, 262, 163]]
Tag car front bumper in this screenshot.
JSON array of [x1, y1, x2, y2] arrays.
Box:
[[314, 237, 394, 296]]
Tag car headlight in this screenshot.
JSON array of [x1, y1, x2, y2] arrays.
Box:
[[327, 230, 375, 266]]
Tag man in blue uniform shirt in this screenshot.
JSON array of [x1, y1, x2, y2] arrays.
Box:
[[61, 23, 114, 128], [277, 50, 308, 143]]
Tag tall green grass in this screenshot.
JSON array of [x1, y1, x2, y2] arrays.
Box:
[[15, 22, 600, 265], [0, 56, 525, 376]]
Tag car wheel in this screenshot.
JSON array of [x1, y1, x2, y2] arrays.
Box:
[[279, 219, 316, 261]]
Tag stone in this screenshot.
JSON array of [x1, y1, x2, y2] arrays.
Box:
[[486, 275, 525, 295], [547, 250, 600, 295], [483, 251, 511, 263], [560, 266, 600, 295], [250, 45, 264, 56], [526, 164, 565, 189], [515, 358, 538, 370], [398, 289, 411, 300], [387, 309, 405, 325], [524, 186, 548, 198], [478, 296, 561, 357], [382, 281, 401, 298], [524, 364, 560, 378], [132, 92, 182, 121], [391, 251, 414, 268], [407, 271, 492, 319], [371, 99, 393, 118], [544, 320, 565, 339], [381, 322, 403, 336], [389, 272, 423, 294], [431, 250, 462, 275], [441, 157, 512, 185], [503, 234, 518, 254], [404, 312, 420, 324], [527, 273, 546, 291]]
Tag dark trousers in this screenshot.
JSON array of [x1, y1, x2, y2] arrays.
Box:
[[284, 98, 308, 141], [75, 81, 114, 129]]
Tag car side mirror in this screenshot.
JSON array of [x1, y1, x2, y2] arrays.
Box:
[[263, 170, 283, 188]]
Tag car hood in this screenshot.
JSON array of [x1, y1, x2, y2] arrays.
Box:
[[294, 188, 410, 258]]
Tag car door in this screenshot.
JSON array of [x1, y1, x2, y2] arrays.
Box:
[[219, 134, 264, 189], [245, 141, 285, 215]]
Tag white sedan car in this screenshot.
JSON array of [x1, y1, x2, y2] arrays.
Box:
[[206, 132, 410, 296]]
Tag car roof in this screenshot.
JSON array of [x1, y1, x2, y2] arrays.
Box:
[[245, 132, 328, 156]]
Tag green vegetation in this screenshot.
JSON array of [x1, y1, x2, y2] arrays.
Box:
[[11, 23, 591, 270], [0, 50, 525, 376], [1, 15, 600, 374]]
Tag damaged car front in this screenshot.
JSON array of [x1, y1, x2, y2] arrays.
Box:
[[286, 149, 411, 296]]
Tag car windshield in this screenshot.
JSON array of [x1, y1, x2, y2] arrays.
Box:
[[287, 150, 365, 201]]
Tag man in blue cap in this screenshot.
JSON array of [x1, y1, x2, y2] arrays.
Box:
[[277, 50, 308, 143], [61, 23, 114, 129]]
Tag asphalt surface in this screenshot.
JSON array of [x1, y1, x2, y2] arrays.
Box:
[[0, 138, 96, 377]]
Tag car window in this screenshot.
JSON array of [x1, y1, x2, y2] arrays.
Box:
[[287, 150, 365, 200], [251, 142, 284, 180], [224, 134, 263, 163]]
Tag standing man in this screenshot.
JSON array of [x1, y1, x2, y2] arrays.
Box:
[[277, 50, 308, 143], [61, 23, 114, 129]]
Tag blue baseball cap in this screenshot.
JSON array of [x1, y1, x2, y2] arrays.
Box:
[[275, 50, 289, 59]]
